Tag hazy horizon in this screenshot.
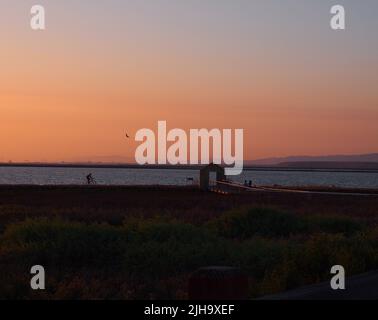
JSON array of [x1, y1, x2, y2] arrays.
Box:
[[2, 0, 378, 162], [2, 151, 378, 165]]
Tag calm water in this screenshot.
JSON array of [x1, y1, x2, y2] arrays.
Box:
[[0, 166, 378, 189]]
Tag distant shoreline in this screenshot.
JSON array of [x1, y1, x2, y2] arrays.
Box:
[[1, 163, 378, 174], [0, 184, 377, 195]]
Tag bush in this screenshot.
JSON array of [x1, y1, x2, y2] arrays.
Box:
[[229, 238, 286, 278], [0, 215, 376, 299], [309, 215, 364, 236], [0, 218, 130, 269], [209, 207, 366, 239], [122, 221, 232, 276], [209, 208, 308, 239], [0, 218, 232, 277]]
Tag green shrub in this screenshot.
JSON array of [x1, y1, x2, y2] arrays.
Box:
[[230, 238, 287, 278], [0, 218, 232, 278], [122, 220, 232, 276], [209, 208, 308, 239], [0, 218, 130, 269], [0, 215, 376, 299], [309, 215, 364, 236], [209, 207, 366, 239]]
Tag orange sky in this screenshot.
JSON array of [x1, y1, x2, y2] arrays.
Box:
[[1, 1, 378, 162]]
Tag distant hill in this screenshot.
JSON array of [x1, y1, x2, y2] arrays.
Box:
[[276, 161, 378, 170], [247, 153, 378, 166]]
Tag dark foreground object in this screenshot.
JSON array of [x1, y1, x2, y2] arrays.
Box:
[[188, 266, 249, 300], [260, 271, 378, 300]]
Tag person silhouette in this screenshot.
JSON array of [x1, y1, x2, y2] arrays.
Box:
[[86, 173, 93, 185]]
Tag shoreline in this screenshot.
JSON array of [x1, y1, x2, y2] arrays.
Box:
[[1, 163, 378, 173], [0, 184, 377, 193]]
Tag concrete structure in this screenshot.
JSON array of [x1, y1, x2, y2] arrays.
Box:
[[199, 163, 226, 190]]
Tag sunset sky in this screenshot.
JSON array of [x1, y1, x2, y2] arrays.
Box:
[[1, 0, 378, 162]]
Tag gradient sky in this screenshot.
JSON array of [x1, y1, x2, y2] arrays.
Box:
[[1, 0, 378, 162]]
